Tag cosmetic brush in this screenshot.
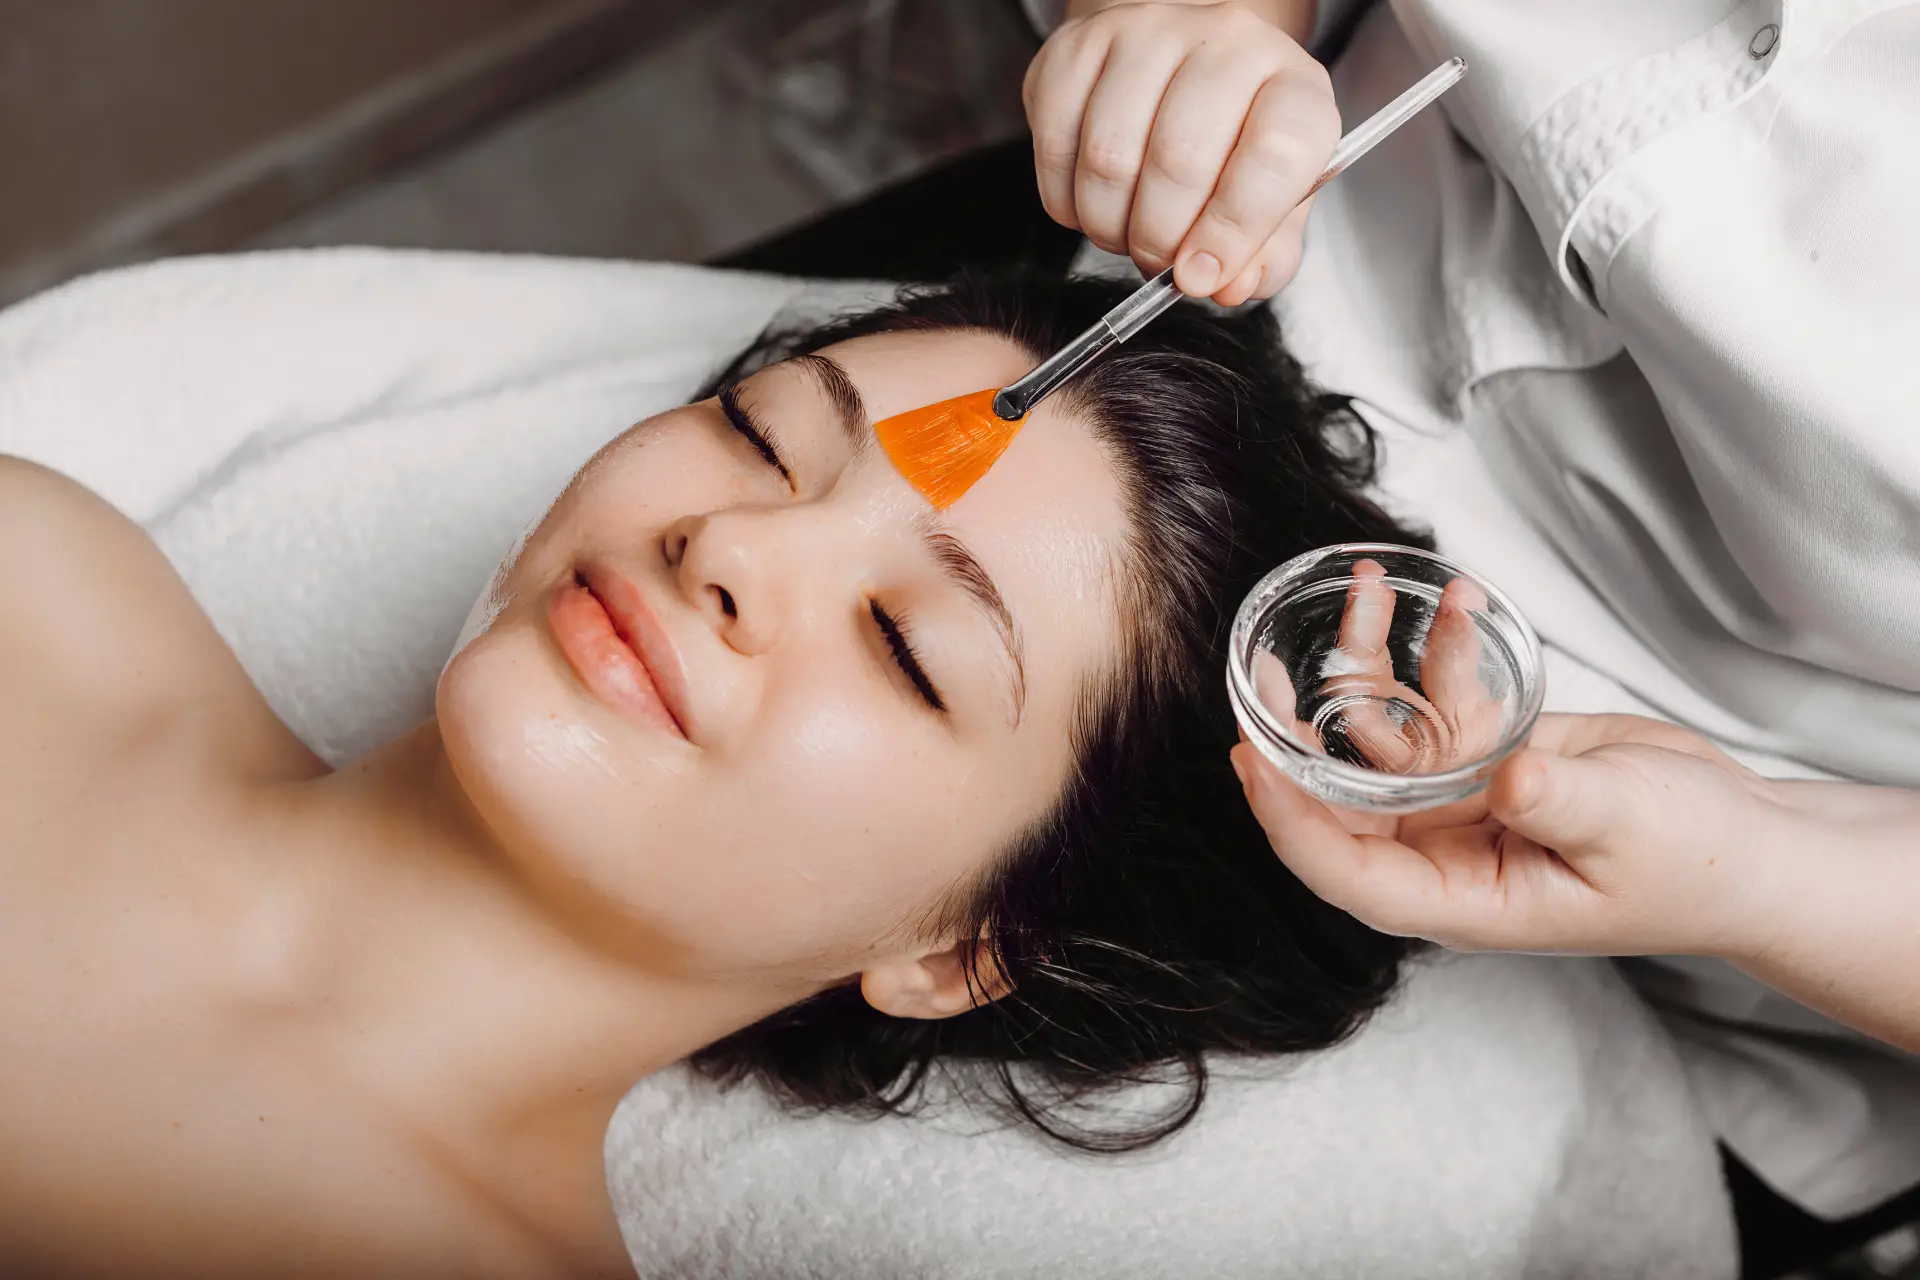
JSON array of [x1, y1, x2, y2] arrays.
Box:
[[876, 55, 1467, 510]]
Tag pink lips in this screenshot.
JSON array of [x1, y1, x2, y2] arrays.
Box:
[[546, 565, 691, 740]]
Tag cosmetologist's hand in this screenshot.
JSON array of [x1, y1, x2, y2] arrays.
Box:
[[1232, 713, 1797, 957], [1235, 559, 1920, 1054], [1025, 1, 1335, 304]]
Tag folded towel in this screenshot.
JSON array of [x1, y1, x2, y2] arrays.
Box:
[[0, 248, 1736, 1278], [613, 950, 1732, 1280]]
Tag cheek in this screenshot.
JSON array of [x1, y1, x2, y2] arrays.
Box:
[[694, 688, 973, 943], [442, 614, 687, 782], [490, 419, 743, 597], [436, 623, 696, 909], [446, 510, 547, 667], [649, 674, 1043, 971], [567, 419, 767, 534]]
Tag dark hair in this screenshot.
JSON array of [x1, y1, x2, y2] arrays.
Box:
[[690, 269, 1430, 1151]]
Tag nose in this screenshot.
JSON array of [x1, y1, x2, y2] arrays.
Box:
[[663, 508, 799, 656]]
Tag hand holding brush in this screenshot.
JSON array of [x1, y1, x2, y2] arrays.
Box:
[[877, 54, 1467, 510]]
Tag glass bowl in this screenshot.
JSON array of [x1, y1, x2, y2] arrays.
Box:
[[1227, 543, 1544, 813]]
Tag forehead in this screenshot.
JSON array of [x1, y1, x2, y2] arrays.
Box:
[[818, 328, 1135, 719]]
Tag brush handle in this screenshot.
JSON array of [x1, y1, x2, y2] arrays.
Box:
[[993, 55, 1467, 423]]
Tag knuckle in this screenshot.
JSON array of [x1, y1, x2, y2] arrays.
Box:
[[1078, 137, 1142, 185], [1123, 2, 1189, 34], [1207, 3, 1271, 41], [1295, 53, 1335, 98], [1128, 209, 1176, 253], [1143, 131, 1218, 190], [1131, 238, 1175, 270], [1196, 199, 1262, 247], [1241, 120, 1322, 185], [1032, 133, 1079, 174], [1050, 14, 1098, 53]]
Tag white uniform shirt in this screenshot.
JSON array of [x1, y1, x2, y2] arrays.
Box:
[[1288, 0, 1920, 1219], [1021, 0, 1920, 1218]]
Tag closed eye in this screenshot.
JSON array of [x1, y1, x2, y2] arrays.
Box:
[[869, 601, 946, 714], [718, 384, 792, 485]]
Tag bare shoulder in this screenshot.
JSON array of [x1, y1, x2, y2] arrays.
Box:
[[0, 456, 321, 778]]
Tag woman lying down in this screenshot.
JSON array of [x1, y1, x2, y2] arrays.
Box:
[[0, 272, 1427, 1278]]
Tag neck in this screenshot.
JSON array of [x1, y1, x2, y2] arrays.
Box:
[[236, 724, 792, 1215]]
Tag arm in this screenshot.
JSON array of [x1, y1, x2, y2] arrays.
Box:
[[1728, 779, 1920, 1053], [1234, 713, 1920, 1054]]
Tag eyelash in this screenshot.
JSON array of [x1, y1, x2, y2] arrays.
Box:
[[719, 383, 939, 715], [718, 385, 792, 484], [869, 601, 946, 714]]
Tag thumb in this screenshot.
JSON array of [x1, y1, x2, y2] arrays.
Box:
[[1489, 749, 1637, 853]]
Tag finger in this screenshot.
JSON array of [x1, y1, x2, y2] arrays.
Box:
[[1395, 785, 1495, 839], [1421, 578, 1490, 726], [1125, 50, 1270, 273], [1486, 748, 1637, 855], [1333, 559, 1395, 670], [1175, 69, 1339, 299], [1349, 718, 1421, 773], [1233, 743, 1445, 923], [1210, 197, 1313, 305], [1253, 649, 1298, 721], [1252, 650, 1324, 749], [1232, 733, 1401, 839], [1414, 579, 1512, 768], [1025, 24, 1112, 231], [1405, 817, 1509, 897], [1212, 257, 1266, 310], [1074, 40, 1189, 256], [1322, 560, 1407, 771], [1524, 712, 1726, 763], [1394, 820, 1570, 950]]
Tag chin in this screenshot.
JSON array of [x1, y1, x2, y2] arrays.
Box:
[[437, 620, 689, 915], [441, 625, 604, 828]]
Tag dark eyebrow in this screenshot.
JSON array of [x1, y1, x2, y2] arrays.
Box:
[[793, 352, 869, 450], [918, 515, 1027, 725]]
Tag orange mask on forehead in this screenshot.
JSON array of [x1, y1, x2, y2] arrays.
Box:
[[873, 389, 1030, 511]]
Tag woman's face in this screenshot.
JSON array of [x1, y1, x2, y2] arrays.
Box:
[[438, 328, 1130, 992]]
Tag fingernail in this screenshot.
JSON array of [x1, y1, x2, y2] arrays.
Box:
[[1230, 751, 1250, 789], [1181, 251, 1222, 294]]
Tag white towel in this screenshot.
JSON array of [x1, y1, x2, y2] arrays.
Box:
[[0, 248, 1736, 1278]]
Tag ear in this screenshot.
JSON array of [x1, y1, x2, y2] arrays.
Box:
[[858, 934, 1013, 1021]]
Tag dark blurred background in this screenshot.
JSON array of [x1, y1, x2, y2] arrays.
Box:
[[0, 0, 1040, 309]]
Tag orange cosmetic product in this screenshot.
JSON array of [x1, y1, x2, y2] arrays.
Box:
[[874, 388, 1029, 510], [873, 59, 1470, 513]]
